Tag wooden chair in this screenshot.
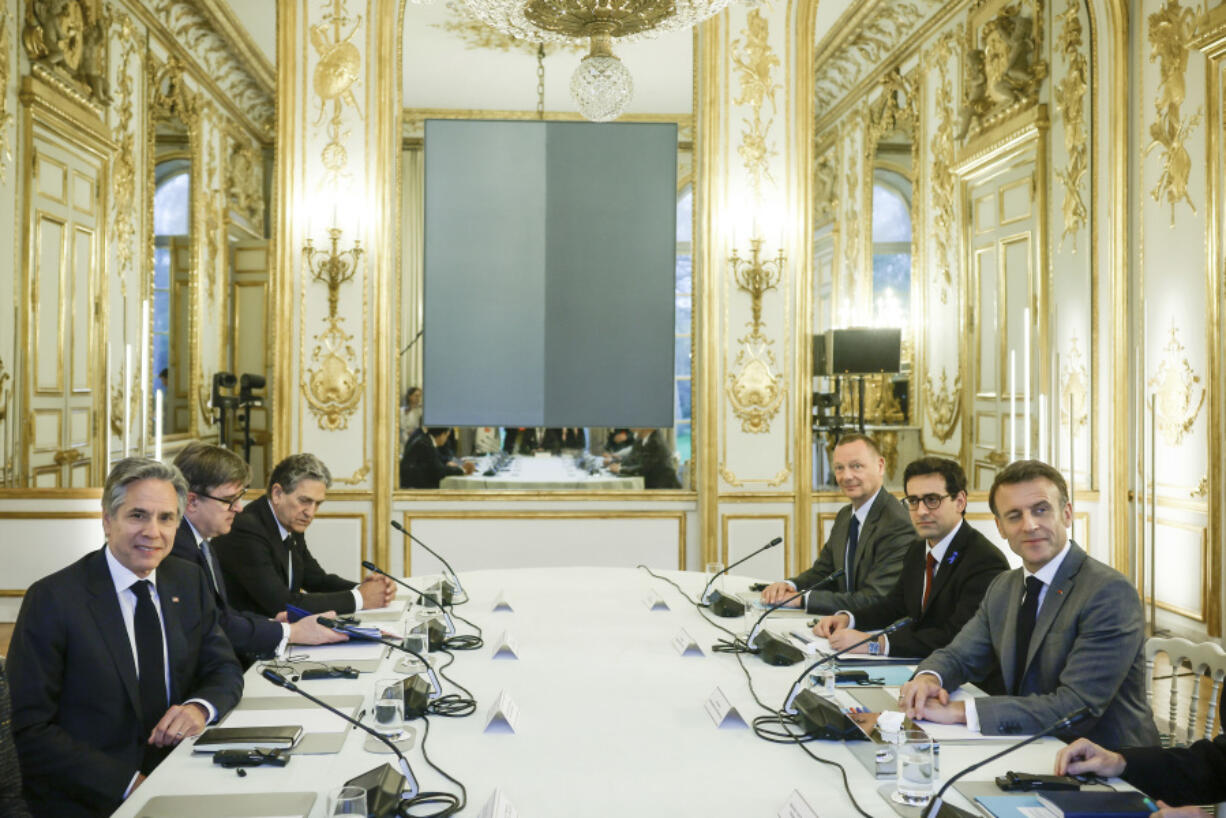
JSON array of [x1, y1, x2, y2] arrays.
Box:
[[1144, 636, 1226, 749]]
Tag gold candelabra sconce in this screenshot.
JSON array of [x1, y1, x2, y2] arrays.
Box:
[[303, 226, 363, 318], [728, 237, 785, 336], [725, 235, 787, 435]]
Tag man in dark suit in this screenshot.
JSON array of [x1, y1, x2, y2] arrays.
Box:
[[901, 460, 1158, 748], [813, 457, 1009, 687], [609, 429, 681, 489], [400, 427, 475, 489], [1054, 685, 1225, 816], [170, 443, 344, 664], [6, 458, 243, 817], [761, 434, 914, 614], [212, 453, 396, 617], [0, 664, 31, 818]]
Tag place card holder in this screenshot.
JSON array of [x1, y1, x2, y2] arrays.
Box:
[[483, 690, 521, 734], [479, 788, 520, 818], [671, 628, 704, 657], [491, 631, 520, 660], [777, 790, 820, 818], [491, 592, 514, 612], [642, 591, 670, 611], [702, 687, 748, 729]]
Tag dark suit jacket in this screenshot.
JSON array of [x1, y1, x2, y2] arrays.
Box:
[[7, 547, 243, 818], [617, 431, 681, 489], [916, 542, 1159, 747], [400, 431, 463, 489], [1120, 685, 1226, 805], [212, 496, 358, 617], [0, 666, 31, 818], [503, 428, 538, 454], [170, 518, 283, 663], [850, 520, 1009, 690], [792, 489, 914, 614]]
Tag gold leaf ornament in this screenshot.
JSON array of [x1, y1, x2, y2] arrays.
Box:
[[1148, 325, 1205, 447]]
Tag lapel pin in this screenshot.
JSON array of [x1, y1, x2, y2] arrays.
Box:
[[171, 596, 180, 603], [947, 551, 958, 565]]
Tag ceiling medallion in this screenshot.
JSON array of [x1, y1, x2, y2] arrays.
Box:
[[461, 0, 734, 120]]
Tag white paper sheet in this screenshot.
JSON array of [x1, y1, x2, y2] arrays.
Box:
[[219, 707, 350, 734], [288, 641, 386, 661]]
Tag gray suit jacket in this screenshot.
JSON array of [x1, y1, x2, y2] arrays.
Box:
[[791, 489, 914, 614], [915, 542, 1158, 748]]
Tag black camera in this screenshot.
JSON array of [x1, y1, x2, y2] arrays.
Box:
[[212, 748, 289, 768]]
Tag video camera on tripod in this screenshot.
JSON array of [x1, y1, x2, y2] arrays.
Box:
[[211, 371, 265, 462]]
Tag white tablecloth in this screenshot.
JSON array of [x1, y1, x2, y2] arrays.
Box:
[[440, 455, 644, 490]]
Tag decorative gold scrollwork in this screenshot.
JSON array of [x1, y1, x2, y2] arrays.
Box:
[[1059, 335, 1089, 431], [1054, 0, 1088, 248], [0, 354, 10, 424], [53, 448, 83, 466], [109, 14, 139, 297], [732, 9, 780, 202], [23, 0, 109, 103], [866, 67, 915, 154], [302, 228, 365, 431], [926, 30, 959, 304], [0, 9, 13, 182], [924, 367, 962, 443], [228, 141, 265, 226], [1145, 0, 1203, 225], [813, 149, 837, 224], [872, 430, 900, 480], [959, 0, 1048, 143], [725, 238, 786, 434], [986, 449, 1009, 467], [310, 0, 363, 184], [1190, 476, 1207, 498], [1148, 324, 1205, 447], [333, 461, 372, 485]]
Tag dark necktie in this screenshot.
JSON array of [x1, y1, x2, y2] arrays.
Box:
[[199, 539, 227, 605], [130, 580, 168, 774], [844, 515, 860, 592], [922, 552, 937, 609], [1013, 576, 1044, 694], [284, 534, 295, 590]]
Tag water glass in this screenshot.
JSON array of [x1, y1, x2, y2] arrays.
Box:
[[703, 561, 725, 601], [329, 785, 367, 816], [373, 677, 404, 737], [894, 728, 935, 806]]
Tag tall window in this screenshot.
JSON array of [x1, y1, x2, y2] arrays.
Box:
[[871, 170, 912, 329], [675, 184, 693, 467], [152, 160, 190, 395]]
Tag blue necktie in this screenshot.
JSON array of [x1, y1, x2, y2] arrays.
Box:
[[844, 515, 860, 592], [1014, 576, 1044, 694]]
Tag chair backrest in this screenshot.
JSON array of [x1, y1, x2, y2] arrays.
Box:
[[1144, 636, 1226, 748]]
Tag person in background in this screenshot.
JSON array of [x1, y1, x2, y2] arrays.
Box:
[[401, 427, 476, 489], [609, 429, 681, 489], [399, 386, 423, 450], [473, 427, 501, 454], [0, 663, 32, 818]]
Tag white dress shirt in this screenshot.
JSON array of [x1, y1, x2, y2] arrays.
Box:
[[272, 514, 365, 611], [785, 489, 882, 607]]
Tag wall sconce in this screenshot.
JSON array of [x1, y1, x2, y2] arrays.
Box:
[[728, 237, 785, 336], [303, 226, 363, 317]]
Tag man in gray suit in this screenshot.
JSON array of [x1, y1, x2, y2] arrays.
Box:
[[900, 460, 1158, 748], [761, 434, 913, 614]]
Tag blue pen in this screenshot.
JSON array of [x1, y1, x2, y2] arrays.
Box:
[[790, 630, 814, 644]]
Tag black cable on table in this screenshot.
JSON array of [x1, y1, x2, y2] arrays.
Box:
[[396, 714, 466, 817], [424, 648, 476, 717]]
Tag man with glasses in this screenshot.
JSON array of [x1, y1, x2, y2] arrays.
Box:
[[899, 460, 1157, 747], [761, 434, 914, 614], [171, 443, 346, 665], [812, 457, 1008, 682], [213, 453, 396, 617]]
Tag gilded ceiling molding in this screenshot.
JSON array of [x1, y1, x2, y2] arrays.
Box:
[[732, 8, 780, 199], [310, 0, 363, 186], [924, 366, 961, 443], [150, 0, 274, 135], [1053, 0, 1087, 249], [0, 9, 13, 181], [23, 0, 111, 108], [812, 0, 944, 114], [435, 1, 581, 54], [109, 13, 140, 299], [925, 29, 959, 304], [193, 0, 275, 93], [957, 0, 1048, 148], [1148, 324, 1205, 447], [1059, 335, 1088, 432], [1144, 0, 1202, 225]]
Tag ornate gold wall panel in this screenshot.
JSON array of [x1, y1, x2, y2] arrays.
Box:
[[1145, 0, 1202, 224], [0, 8, 13, 182], [1054, 0, 1088, 248]]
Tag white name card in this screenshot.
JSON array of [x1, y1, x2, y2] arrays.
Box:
[[478, 788, 520, 818], [491, 592, 514, 612], [642, 591, 670, 611], [703, 686, 748, 729], [671, 629, 704, 657], [484, 690, 521, 734], [778, 790, 820, 818], [491, 630, 520, 660]]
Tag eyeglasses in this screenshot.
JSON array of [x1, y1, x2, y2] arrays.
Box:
[[903, 493, 952, 510], [198, 490, 246, 510]]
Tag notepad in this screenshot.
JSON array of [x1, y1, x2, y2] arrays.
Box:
[[193, 725, 303, 752], [1037, 790, 1158, 817]]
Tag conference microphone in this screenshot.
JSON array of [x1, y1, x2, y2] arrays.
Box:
[[260, 668, 421, 793], [361, 560, 456, 637], [748, 568, 846, 645], [700, 536, 783, 606], [919, 706, 1091, 818], [780, 617, 914, 714], [388, 521, 467, 602], [317, 617, 443, 699]]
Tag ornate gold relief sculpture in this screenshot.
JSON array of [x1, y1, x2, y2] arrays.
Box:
[[1148, 325, 1205, 446], [204, 133, 222, 306], [813, 148, 837, 223], [959, 0, 1048, 143], [872, 429, 900, 480], [725, 239, 785, 434], [842, 165, 861, 305], [23, 0, 110, 105], [1059, 335, 1088, 431], [866, 68, 915, 153], [0, 9, 13, 181], [310, 0, 363, 185], [732, 9, 780, 200], [927, 32, 959, 304], [1145, 0, 1202, 225], [1191, 475, 1207, 498], [152, 56, 198, 125], [109, 14, 139, 297], [302, 228, 365, 430], [0, 354, 10, 425], [924, 367, 962, 443], [228, 140, 265, 226], [333, 461, 372, 486], [1054, 0, 1088, 249]]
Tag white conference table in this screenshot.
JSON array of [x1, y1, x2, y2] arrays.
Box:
[[113, 567, 1080, 818], [440, 455, 645, 490]]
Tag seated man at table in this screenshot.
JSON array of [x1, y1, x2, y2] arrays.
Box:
[[608, 428, 681, 489], [400, 427, 476, 489], [7, 458, 243, 818], [899, 460, 1158, 747], [1053, 684, 1225, 817], [213, 453, 396, 617], [761, 434, 913, 614], [171, 442, 346, 665], [812, 457, 1008, 685]]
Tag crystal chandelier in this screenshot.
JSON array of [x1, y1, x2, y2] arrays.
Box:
[[461, 0, 734, 121]]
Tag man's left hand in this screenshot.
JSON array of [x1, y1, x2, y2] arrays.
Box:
[[827, 628, 871, 653], [913, 698, 966, 725], [149, 702, 208, 747], [1154, 803, 1210, 817]]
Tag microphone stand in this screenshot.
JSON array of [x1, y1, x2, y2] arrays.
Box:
[[362, 561, 457, 637], [920, 708, 1090, 818], [389, 521, 467, 603], [780, 617, 914, 714], [318, 617, 443, 698], [747, 568, 846, 645], [260, 668, 420, 794], [700, 536, 783, 605]]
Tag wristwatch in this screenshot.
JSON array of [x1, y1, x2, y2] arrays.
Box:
[[867, 638, 881, 656]]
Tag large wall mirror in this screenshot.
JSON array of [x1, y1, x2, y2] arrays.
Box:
[[396, 6, 695, 493]]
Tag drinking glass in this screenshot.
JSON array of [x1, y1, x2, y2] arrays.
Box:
[[703, 561, 725, 602], [894, 728, 935, 806], [373, 677, 404, 737], [329, 785, 367, 816]]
